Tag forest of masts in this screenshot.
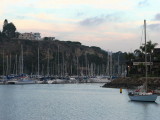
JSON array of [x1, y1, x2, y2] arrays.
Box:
[[1, 45, 126, 77]]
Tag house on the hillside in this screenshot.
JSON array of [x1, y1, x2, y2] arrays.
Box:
[[19, 33, 35, 40], [34, 33, 41, 40], [19, 32, 41, 40]]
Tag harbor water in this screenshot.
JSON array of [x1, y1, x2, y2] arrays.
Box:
[[0, 84, 160, 120]]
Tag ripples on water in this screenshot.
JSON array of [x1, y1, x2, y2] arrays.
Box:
[[0, 84, 160, 120]]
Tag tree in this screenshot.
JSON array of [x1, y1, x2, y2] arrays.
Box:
[[136, 40, 158, 62], [140, 40, 158, 54], [43, 37, 49, 41], [146, 40, 158, 74], [146, 40, 158, 54], [3, 22, 16, 38], [134, 49, 145, 62], [124, 52, 135, 62], [15, 32, 20, 38], [139, 40, 158, 74]]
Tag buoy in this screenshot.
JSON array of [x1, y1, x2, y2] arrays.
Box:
[[120, 88, 122, 93]]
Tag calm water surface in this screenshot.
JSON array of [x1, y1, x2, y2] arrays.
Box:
[[0, 84, 160, 120]]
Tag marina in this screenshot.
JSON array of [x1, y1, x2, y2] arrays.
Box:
[[0, 75, 111, 84], [1, 0, 160, 119]]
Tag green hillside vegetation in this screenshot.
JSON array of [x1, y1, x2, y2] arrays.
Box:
[[0, 37, 126, 76]]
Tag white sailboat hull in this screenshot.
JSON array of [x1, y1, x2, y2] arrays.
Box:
[[129, 94, 158, 102], [128, 20, 158, 102]]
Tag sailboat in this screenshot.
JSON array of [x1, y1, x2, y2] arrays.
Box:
[[7, 45, 36, 84], [128, 20, 158, 102]]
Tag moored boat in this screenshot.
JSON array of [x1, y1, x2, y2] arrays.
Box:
[[128, 91, 157, 102], [128, 20, 158, 102]]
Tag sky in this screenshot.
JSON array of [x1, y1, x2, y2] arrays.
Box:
[[0, 0, 160, 52]]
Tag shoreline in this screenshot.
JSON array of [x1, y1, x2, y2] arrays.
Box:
[[102, 77, 160, 89]]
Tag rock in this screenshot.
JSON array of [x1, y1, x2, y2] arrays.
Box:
[[102, 77, 160, 89]]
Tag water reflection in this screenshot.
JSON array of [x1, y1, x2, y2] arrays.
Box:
[[0, 84, 160, 120], [129, 100, 159, 106], [128, 99, 160, 120]]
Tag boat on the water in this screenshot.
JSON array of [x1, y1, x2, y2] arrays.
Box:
[[7, 74, 36, 84], [128, 20, 158, 102], [128, 92, 157, 102]]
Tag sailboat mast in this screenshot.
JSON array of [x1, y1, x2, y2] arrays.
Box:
[[3, 50, 4, 78], [144, 20, 148, 92], [38, 47, 39, 78], [107, 51, 109, 76], [58, 46, 59, 76], [21, 45, 23, 74], [6, 55, 8, 75], [118, 53, 120, 76], [47, 48, 50, 76], [15, 54, 17, 75]]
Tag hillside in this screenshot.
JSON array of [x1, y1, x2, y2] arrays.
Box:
[[0, 38, 114, 76]]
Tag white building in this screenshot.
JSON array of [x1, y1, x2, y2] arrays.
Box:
[[34, 33, 41, 40], [19, 33, 35, 40], [19, 32, 41, 40]]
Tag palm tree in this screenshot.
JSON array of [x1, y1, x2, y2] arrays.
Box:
[[146, 40, 158, 54], [140, 40, 158, 54], [134, 49, 144, 61], [140, 40, 158, 74]]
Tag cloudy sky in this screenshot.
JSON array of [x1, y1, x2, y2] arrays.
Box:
[[0, 0, 160, 52]]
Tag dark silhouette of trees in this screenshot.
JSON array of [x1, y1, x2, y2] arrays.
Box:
[[3, 22, 16, 38], [124, 52, 135, 62], [140, 40, 158, 54], [125, 40, 158, 76], [15, 32, 20, 38]]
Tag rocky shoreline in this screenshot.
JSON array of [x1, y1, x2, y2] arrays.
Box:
[[102, 77, 160, 89]]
